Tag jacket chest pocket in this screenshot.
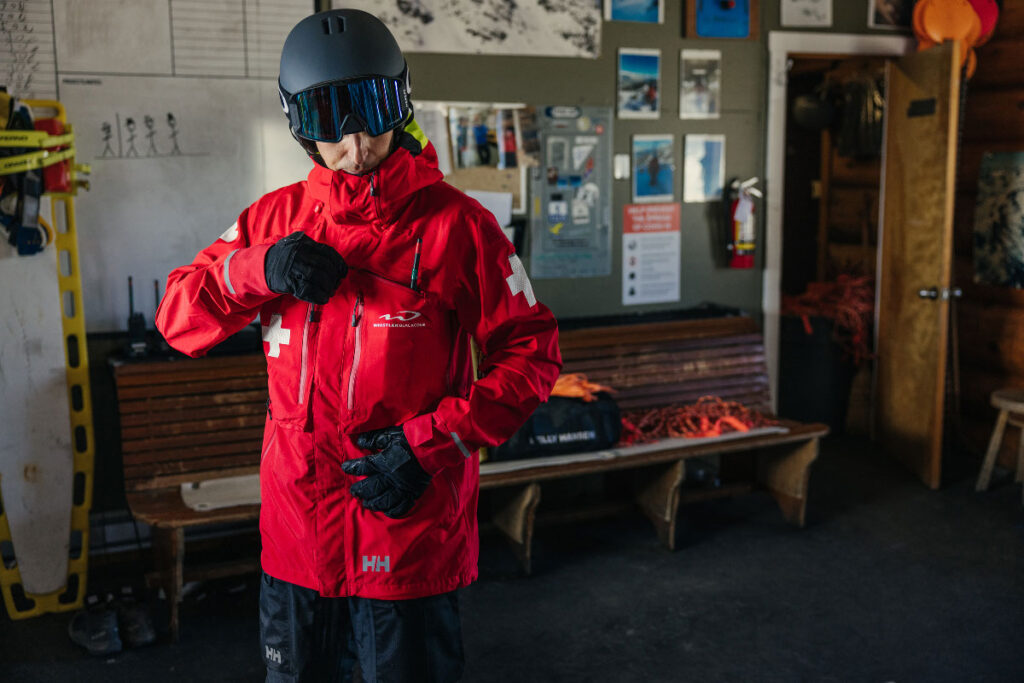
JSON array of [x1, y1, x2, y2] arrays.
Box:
[[339, 268, 454, 432], [262, 299, 320, 430]]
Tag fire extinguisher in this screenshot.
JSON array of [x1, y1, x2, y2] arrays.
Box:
[[724, 176, 762, 269]]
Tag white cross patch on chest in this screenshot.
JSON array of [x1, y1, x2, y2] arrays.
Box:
[[505, 254, 537, 308], [261, 314, 291, 358]]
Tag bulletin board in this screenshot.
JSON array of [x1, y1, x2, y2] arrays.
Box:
[[529, 106, 613, 279]]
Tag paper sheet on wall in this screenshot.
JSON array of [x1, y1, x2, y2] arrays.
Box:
[[622, 203, 680, 305]]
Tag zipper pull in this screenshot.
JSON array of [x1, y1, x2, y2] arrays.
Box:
[[369, 173, 377, 197], [351, 292, 363, 327]]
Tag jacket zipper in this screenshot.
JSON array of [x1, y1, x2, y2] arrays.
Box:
[[368, 171, 384, 224], [347, 291, 364, 411], [298, 303, 316, 405]]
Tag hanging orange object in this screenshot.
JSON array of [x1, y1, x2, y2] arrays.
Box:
[[912, 0, 997, 79]]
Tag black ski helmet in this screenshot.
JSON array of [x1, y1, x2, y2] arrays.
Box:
[[278, 9, 412, 153]]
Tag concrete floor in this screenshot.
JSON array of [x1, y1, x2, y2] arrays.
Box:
[[2, 436, 1023, 682]]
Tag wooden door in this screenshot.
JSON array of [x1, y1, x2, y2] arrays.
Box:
[[876, 42, 961, 489]]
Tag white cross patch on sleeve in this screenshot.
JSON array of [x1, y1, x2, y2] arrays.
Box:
[[505, 254, 537, 308], [219, 222, 239, 242], [261, 314, 291, 358]]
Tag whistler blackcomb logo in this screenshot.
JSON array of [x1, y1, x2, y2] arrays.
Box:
[[374, 310, 427, 328]]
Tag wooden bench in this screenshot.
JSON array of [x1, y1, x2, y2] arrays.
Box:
[[111, 353, 267, 640], [479, 316, 828, 573], [112, 316, 826, 638]]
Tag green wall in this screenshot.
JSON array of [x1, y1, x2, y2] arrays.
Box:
[[401, 0, 888, 322]]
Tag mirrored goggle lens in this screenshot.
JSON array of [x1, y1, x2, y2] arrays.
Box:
[[346, 77, 408, 136], [292, 78, 408, 141], [294, 86, 342, 142]]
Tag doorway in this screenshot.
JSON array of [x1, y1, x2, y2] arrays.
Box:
[[777, 54, 887, 436], [762, 32, 914, 410]]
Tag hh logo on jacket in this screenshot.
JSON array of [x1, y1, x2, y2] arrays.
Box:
[[362, 555, 391, 573]]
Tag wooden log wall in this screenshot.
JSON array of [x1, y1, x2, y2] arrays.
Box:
[[957, 5, 1024, 467]]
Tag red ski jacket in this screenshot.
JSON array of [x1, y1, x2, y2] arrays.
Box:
[[156, 124, 561, 598]]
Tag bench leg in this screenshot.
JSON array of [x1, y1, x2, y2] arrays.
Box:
[[756, 438, 819, 527], [492, 483, 541, 575], [152, 526, 184, 642], [634, 460, 685, 551]]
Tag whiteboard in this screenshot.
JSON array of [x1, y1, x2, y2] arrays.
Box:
[[0, 0, 317, 331], [60, 74, 311, 331]]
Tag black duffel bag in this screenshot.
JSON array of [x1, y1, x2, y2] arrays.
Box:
[[491, 392, 621, 461]]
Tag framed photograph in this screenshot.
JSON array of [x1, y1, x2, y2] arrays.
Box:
[[683, 134, 725, 203], [605, 0, 663, 24], [868, 0, 913, 30], [686, 0, 759, 40], [632, 134, 675, 203], [780, 0, 832, 28], [680, 49, 721, 120], [618, 48, 661, 119]]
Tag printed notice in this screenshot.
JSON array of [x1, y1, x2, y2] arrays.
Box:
[[622, 203, 680, 305]]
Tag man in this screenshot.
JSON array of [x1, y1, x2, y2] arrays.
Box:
[[155, 9, 561, 682]]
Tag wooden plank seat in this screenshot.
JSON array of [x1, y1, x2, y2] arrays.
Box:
[[112, 316, 827, 638]]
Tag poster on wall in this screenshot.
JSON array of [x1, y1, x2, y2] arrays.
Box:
[[632, 134, 675, 204], [530, 106, 613, 279], [781, 0, 832, 28], [605, 0, 663, 24], [683, 134, 725, 203], [868, 0, 913, 30], [336, 0, 601, 58], [687, 0, 758, 39], [622, 203, 681, 306], [680, 49, 721, 120], [973, 152, 1024, 288], [617, 48, 661, 119]]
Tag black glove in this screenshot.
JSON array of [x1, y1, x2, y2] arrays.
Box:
[[342, 427, 431, 518], [264, 231, 347, 304]]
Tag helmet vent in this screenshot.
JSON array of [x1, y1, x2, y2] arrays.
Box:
[[321, 16, 345, 34]]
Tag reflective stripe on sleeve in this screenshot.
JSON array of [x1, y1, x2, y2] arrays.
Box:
[[223, 249, 238, 295], [450, 431, 473, 459]]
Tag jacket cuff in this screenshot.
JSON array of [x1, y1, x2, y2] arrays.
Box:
[[223, 243, 274, 301], [404, 412, 471, 476]]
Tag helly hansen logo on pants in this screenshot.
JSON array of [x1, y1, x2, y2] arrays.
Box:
[[362, 555, 391, 573], [265, 646, 282, 664]]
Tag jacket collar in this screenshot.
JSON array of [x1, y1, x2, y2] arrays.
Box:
[[306, 123, 443, 228]]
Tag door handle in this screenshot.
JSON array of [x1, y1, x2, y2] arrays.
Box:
[[918, 287, 962, 300]]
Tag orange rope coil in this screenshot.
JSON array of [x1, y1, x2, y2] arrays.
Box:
[[620, 396, 777, 445], [780, 275, 874, 366]]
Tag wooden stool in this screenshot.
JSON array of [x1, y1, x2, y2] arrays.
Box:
[[975, 388, 1024, 503]]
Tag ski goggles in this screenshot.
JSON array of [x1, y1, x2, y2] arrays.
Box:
[[279, 76, 411, 141]]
